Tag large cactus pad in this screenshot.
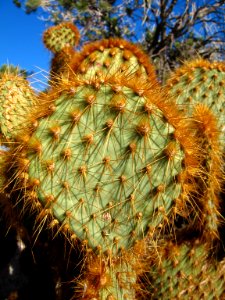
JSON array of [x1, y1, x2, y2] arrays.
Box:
[[9, 75, 198, 255]]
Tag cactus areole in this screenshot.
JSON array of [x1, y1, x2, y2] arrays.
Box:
[[11, 75, 197, 255]]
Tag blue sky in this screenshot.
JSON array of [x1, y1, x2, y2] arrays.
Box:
[[0, 1, 51, 90]]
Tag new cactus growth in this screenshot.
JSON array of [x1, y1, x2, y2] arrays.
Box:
[[43, 23, 80, 81]]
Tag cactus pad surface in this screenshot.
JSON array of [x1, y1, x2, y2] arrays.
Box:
[[167, 59, 225, 133], [8, 75, 198, 255], [0, 73, 36, 141], [43, 22, 80, 53], [148, 240, 225, 299], [70, 39, 158, 83]]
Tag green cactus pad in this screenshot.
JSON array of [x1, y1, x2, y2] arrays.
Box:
[[43, 22, 80, 53], [166, 59, 225, 242], [147, 240, 225, 299], [166, 58, 225, 134], [0, 72, 36, 141], [8, 75, 198, 254], [69, 38, 158, 83]]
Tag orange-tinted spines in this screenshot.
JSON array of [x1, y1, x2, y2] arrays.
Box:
[[69, 38, 158, 83], [191, 104, 224, 241], [74, 240, 148, 300], [168, 58, 225, 78]]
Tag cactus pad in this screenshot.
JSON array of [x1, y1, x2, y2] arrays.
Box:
[[147, 240, 225, 299], [69, 39, 158, 83], [7, 74, 198, 255], [43, 22, 80, 53], [0, 72, 36, 141], [166, 59, 225, 134]]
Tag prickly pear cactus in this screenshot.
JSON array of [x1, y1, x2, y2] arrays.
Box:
[[165, 59, 225, 243], [5, 72, 199, 257], [43, 22, 80, 54], [43, 23, 80, 81], [147, 239, 225, 299], [166, 58, 225, 136], [0, 72, 36, 142], [2, 23, 225, 300], [69, 38, 158, 84], [77, 241, 146, 300]]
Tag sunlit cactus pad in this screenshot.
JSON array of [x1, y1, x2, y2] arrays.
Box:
[[0, 72, 36, 141], [9, 75, 197, 254], [147, 240, 225, 299], [166, 59, 225, 132], [43, 22, 80, 53], [69, 38, 158, 83]]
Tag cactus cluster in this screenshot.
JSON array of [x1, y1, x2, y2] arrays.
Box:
[[0, 22, 224, 299]]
